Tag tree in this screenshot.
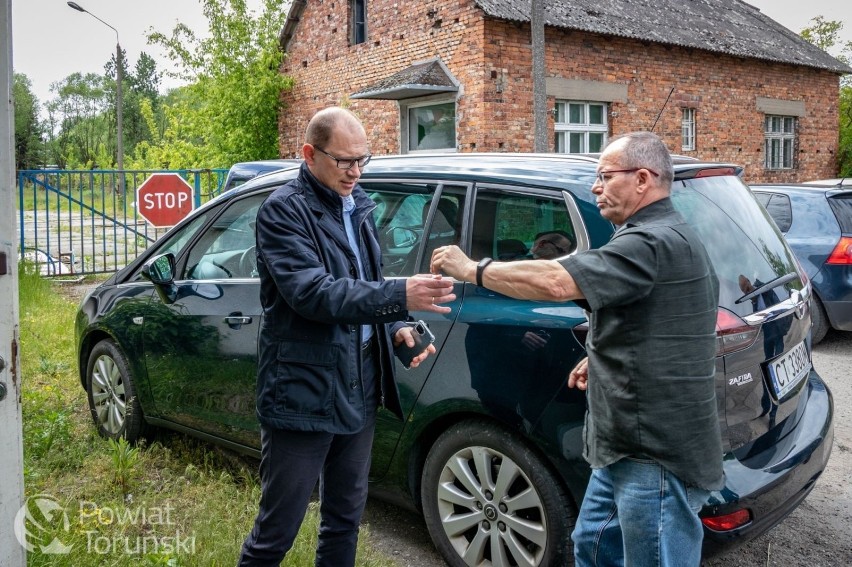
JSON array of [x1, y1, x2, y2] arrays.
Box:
[[45, 72, 111, 168], [800, 16, 852, 175], [13, 73, 44, 170], [143, 0, 293, 168]]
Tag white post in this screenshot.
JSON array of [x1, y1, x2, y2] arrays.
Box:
[[0, 0, 27, 564]]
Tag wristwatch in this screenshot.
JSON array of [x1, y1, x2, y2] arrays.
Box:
[[476, 257, 493, 287]]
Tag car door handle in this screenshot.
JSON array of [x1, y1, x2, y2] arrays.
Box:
[[224, 314, 252, 329]]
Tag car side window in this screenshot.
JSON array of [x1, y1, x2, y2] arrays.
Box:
[[753, 192, 793, 233], [471, 189, 577, 261], [184, 193, 268, 280], [364, 182, 466, 277]]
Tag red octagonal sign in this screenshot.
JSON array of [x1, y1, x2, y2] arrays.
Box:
[[136, 173, 195, 227]]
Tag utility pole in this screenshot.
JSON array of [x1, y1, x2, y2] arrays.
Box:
[[0, 0, 27, 563], [531, 0, 548, 152]]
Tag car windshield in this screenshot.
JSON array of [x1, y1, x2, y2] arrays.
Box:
[[672, 175, 801, 318]]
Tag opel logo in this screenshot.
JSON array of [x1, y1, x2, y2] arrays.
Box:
[[790, 290, 806, 320]]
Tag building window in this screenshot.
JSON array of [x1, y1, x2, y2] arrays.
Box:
[[764, 115, 796, 170], [405, 101, 456, 152], [351, 0, 367, 45], [554, 101, 608, 153], [681, 108, 696, 151]]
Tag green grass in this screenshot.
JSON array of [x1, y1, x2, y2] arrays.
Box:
[[18, 265, 399, 566]]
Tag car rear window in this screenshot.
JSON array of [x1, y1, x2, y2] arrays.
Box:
[[672, 176, 801, 317], [828, 194, 852, 232]]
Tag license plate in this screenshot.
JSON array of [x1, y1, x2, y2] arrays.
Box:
[[767, 340, 810, 400]]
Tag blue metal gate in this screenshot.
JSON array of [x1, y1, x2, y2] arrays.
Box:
[[17, 169, 228, 276]]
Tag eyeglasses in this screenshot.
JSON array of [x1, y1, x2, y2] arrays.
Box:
[[313, 146, 372, 170], [595, 167, 660, 185]]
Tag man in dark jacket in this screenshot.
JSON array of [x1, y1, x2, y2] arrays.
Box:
[[238, 107, 455, 566]]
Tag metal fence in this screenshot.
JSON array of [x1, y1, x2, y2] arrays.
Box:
[[17, 168, 228, 276]]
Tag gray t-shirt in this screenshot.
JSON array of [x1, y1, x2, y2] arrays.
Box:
[[560, 197, 724, 490]]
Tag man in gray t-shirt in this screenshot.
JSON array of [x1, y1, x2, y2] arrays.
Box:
[[431, 132, 722, 567]]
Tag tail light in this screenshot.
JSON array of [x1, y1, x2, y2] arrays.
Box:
[[702, 509, 752, 531], [716, 308, 759, 356], [826, 236, 852, 265]]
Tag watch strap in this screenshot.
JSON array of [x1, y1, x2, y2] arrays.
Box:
[[476, 257, 493, 287]]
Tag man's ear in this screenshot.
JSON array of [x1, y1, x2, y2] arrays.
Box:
[[303, 143, 316, 166]]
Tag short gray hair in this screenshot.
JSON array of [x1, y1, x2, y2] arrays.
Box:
[[305, 107, 364, 148], [607, 132, 674, 188]]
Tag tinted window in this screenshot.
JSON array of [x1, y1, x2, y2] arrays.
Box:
[[752, 192, 793, 233], [828, 195, 852, 232], [674, 177, 800, 316], [364, 182, 466, 277], [184, 194, 267, 279], [471, 190, 577, 262]]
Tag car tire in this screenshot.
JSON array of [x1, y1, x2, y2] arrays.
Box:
[[421, 419, 575, 567], [86, 339, 148, 441], [810, 295, 829, 345]]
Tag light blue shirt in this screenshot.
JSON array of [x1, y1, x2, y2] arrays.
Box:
[[342, 195, 373, 343]]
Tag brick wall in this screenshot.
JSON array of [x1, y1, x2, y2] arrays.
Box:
[[279, 0, 842, 182]]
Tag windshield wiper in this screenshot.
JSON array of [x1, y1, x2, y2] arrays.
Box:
[[735, 272, 798, 304]]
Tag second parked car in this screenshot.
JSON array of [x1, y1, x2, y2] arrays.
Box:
[[77, 154, 833, 567], [750, 183, 852, 343]]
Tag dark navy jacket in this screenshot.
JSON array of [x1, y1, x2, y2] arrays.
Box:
[[255, 164, 408, 433]]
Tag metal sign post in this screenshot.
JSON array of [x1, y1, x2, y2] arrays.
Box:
[[0, 0, 27, 564]]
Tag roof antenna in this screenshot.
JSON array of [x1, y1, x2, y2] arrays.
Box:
[[651, 87, 675, 132]]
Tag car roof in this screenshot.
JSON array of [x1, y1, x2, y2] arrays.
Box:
[[749, 183, 852, 199], [802, 178, 851, 187], [226, 159, 301, 178], [228, 153, 741, 199]]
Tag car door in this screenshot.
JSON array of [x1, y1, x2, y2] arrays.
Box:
[[433, 185, 589, 433], [361, 180, 469, 477], [142, 192, 267, 448]]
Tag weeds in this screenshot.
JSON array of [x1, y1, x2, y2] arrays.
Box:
[[19, 267, 400, 566]]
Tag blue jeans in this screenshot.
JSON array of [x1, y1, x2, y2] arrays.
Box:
[[573, 457, 709, 567]]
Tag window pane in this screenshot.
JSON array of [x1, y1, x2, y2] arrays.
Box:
[[588, 105, 604, 125], [783, 138, 793, 168], [569, 133, 584, 153], [569, 104, 584, 124], [589, 133, 604, 152], [555, 132, 566, 153], [783, 117, 794, 133], [409, 103, 456, 151], [555, 103, 566, 123]]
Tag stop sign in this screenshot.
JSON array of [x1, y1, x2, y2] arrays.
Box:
[[136, 173, 195, 227]]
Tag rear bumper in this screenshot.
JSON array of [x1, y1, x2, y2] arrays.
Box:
[[822, 299, 852, 331], [701, 371, 834, 558]]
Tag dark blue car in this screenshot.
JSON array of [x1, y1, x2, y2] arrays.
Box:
[[77, 154, 833, 566], [750, 183, 852, 343]]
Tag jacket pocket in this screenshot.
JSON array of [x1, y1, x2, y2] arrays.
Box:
[[273, 340, 341, 417]]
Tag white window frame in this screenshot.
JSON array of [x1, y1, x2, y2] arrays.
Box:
[[681, 108, 696, 151], [399, 96, 457, 154], [764, 115, 796, 170], [554, 101, 608, 154]]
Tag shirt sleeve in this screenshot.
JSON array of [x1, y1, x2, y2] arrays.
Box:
[[559, 228, 659, 311]]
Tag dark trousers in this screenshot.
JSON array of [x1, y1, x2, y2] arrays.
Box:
[[238, 343, 378, 567]]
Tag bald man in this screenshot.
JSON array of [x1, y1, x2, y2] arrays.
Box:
[[239, 107, 455, 566]]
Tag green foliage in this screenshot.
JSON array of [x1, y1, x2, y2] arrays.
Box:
[[14, 72, 44, 169], [143, 0, 294, 168], [19, 274, 400, 566], [108, 437, 141, 497], [800, 16, 852, 175]]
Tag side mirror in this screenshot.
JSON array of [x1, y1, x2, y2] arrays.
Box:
[[389, 226, 418, 248], [142, 253, 177, 303]]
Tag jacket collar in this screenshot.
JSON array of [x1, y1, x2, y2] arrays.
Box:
[[299, 162, 373, 216]]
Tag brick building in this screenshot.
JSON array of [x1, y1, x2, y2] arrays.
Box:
[[277, 0, 851, 182]]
